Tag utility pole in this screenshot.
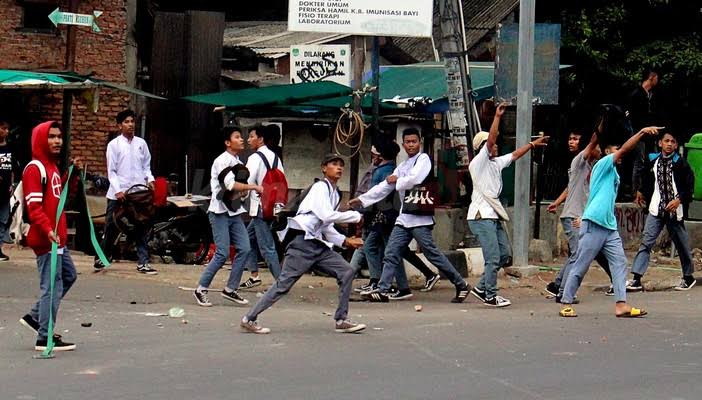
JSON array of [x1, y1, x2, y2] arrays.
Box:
[[349, 35, 365, 198], [512, 0, 537, 272], [438, 0, 480, 165]]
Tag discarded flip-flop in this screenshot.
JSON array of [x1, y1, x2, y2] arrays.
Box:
[[616, 307, 648, 318], [559, 306, 577, 318]]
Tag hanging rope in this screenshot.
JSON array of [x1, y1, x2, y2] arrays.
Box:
[[332, 84, 375, 158], [333, 107, 366, 158]]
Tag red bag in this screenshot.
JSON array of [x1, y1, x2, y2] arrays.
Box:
[[255, 152, 288, 220], [153, 177, 168, 207]]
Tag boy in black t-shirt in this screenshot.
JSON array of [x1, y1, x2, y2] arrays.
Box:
[[0, 120, 19, 261]]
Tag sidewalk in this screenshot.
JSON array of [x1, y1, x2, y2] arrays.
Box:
[[3, 246, 698, 304]]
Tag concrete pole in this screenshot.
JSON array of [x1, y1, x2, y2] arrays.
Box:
[[512, 0, 535, 270]]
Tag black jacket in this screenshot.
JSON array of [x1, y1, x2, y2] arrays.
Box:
[[634, 152, 695, 218]]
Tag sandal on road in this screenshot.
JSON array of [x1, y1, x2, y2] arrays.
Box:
[[559, 306, 577, 318], [616, 307, 647, 318]]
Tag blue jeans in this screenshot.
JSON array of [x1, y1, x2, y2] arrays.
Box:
[[0, 197, 9, 243], [555, 218, 612, 297], [378, 225, 465, 293], [365, 228, 435, 286], [245, 216, 281, 279], [562, 220, 628, 304], [468, 219, 512, 299], [30, 249, 77, 339], [350, 229, 369, 273], [631, 213, 694, 277], [198, 212, 251, 291]]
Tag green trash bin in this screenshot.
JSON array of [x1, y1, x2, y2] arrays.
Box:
[[685, 133, 702, 200]]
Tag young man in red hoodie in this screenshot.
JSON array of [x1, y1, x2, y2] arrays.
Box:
[[18, 121, 79, 351]]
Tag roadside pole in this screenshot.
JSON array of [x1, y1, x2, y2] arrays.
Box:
[[349, 35, 365, 198], [512, 0, 537, 274], [62, 0, 80, 168]]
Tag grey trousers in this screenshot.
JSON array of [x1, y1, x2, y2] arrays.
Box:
[[246, 235, 355, 322]]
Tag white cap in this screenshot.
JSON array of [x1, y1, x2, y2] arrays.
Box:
[[472, 131, 489, 151]]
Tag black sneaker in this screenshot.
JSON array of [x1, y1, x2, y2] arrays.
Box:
[[221, 289, 249, 305], [389, 289, 413, 300], [354, 281, 376, 293], [239, 277, 262, 290], [420, 274, 441, 292], [626, 279, 643, 292], [363, 291, 389, 302], [484, 295, 512, 308], [605, 285, 615, 296], [35, 337, 76, 352], [544, 282, 559, 297], [19, 314, 40, 333], [93, 258, 106, 271], [19, 314, 62, 340], [674, 277, 697, 291], [451, 283, 471, 303], [137, 264, 158, 275], [470, 287, 487, 302], [193, 289, 213, 307], [0, 250, 9, 261]]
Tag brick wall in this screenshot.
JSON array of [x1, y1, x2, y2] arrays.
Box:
[[0, 0, 132, 175]]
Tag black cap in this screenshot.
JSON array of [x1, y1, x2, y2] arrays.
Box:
[[321, 153, 345, 166]]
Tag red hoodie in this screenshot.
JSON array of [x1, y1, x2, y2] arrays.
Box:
[[22, 121, 67, 255]]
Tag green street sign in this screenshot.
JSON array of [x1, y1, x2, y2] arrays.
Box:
[[48, 7, 102, 33]]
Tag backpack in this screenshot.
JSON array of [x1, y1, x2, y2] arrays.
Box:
[[255, 152, 288, 221], [272, 179, 340, 232], [216, 164, 250, 212], [8, 160, 47, 245]]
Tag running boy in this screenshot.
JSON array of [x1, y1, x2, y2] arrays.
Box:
[[241, 153, 366, 334]]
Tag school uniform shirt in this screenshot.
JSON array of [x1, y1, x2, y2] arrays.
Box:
[[649, 156, 684, 221], [106, 134, 155, 200], [208, 151, 246, 216], [288, 178, 361, 248], [582, 154, 619, 230], [246, 145, 284, 216], [560, 150, 593, 219], [466, 145, 513, 220], [358, 152, 434, 228]]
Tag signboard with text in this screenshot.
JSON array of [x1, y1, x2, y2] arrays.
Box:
[[290, 45, 351, 86], [288, 0, 433, 37]]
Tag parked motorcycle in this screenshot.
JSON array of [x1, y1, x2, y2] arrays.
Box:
[[109, 196, 212, 265]]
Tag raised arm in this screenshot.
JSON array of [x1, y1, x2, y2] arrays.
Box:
[[613, 126, 662, 163], [486, 103, 506, 151]]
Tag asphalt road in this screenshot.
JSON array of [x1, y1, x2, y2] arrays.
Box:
[[1, 255, 701, 400]]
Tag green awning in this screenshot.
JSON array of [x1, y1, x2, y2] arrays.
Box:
[[0, 69, 165, 99], [183, 81, 353, 109], [298, 62, 496, 111]]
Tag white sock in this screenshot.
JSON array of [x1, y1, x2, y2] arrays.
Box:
[[196, 285, 207, 293]]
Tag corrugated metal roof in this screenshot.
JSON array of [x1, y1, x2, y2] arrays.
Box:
[[388, 0, 519, 63], [223, 21, 349, 57]]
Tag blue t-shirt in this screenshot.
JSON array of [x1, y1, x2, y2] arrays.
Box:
[[582, 154, 619, 230]]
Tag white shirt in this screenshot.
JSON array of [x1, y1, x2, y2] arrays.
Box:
[[208, 151, 246, 216], [467, 146, 513, 220], [106, 135, 155, 200], [358, 152, 434, 228], [649, 157, 683, 221], [288, 178, 361, 248], [246, 145, 285, 216]]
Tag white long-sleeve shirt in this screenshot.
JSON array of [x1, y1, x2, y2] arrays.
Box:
[[208, 151, 246, 216], [246, 145, 285, 216], [358, 152, 434, 228], [106, 135, 155, 200], [288, 178, 361, 248]]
